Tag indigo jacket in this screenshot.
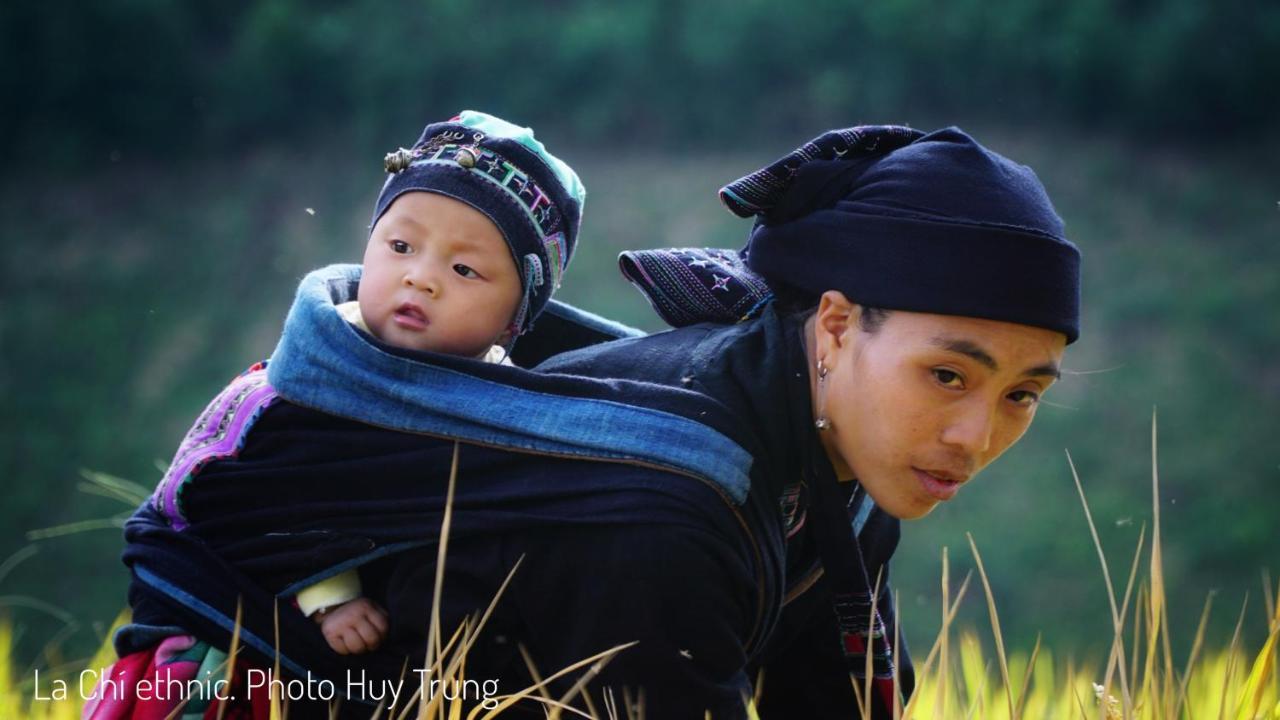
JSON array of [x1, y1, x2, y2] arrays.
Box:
[[120, 265, 912, 718]]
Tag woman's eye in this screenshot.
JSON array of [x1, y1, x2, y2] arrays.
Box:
[[390, 240, 411, 254], [453, 264, 479, 279], [1008, 390, 1041, 407], [932, 368, 964, 388]]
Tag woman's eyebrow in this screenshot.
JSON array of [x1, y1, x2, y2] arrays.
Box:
[[931, 337, 997, 370], [1025, 362, 1062, 380], [929, 337, 1061, 379]]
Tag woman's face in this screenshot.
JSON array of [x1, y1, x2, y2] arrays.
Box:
[[812, 294, 1067, 520]]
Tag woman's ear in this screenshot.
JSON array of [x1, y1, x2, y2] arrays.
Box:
[[814, 290, 856, 361]]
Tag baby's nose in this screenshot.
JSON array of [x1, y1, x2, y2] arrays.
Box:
[[404, 270, 439, 296]]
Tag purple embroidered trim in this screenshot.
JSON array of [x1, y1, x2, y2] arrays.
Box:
[[152, 366, 279, 530]]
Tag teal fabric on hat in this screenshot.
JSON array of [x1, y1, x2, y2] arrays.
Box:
[[456, 110, 587, 209]]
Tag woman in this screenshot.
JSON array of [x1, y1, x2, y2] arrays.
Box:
[[104, 125, 1079, 719]]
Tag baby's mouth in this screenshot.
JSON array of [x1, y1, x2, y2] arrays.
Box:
[[392, 303, 428, 330]]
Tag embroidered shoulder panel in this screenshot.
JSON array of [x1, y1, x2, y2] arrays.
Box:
[[151, 362, 279, 530], [618, 247, 773, 328]]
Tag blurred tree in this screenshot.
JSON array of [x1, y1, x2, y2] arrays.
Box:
[[3, 0, 1278, 167]]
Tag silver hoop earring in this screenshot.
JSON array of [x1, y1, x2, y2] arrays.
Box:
[[814, 359, 831, 431]]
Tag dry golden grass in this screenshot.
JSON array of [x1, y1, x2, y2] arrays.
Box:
[[900, 412, 1280, 720], [6, 423, 1279, 718]]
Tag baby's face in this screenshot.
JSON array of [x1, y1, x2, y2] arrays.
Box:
[[358, 191, 522, 357]]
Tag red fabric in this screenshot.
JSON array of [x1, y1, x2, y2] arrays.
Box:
[[83, 636, 272, 720]]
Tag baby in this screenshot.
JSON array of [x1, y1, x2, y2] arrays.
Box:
[[287, 110, 585, 654]]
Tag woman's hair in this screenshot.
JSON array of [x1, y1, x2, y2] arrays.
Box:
[[772, 281, 890, 333], [858, 306, 889, 333]]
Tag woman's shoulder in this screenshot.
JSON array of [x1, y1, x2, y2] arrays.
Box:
[[535, 316, 773, 388], [535, 307, 801, 472]]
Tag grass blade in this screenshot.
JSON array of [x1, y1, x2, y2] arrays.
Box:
[[25, 518, 126, 541], [1013, 633, 1042, 720], [216, 597, 243, 720], [468, 642, 638, 720], [965, 533, 1014, 720], [1233, 599, 1280, 720], [902, 568, 973, 720], [1174, 591, 1214, 718], [426, 441, 463, 690], [77, 469, 152, 506], [893, 594, 903, 719], [1217, 595, 1249, 720], [1065, 449, 1133, 716], [0, 546, 40, 587]]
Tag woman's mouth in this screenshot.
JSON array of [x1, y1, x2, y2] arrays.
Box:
[[912, 467, 965, 502], [392, 303, 428, 330]]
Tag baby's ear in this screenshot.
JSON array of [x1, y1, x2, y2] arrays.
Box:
[[496, 322, 521, 348]]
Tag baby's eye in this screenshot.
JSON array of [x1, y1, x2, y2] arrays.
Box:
[[390, 240, 412, 254], [453, 264, 479, 279], [1008, 389, 1041, 407], [932, 368, 964, 388]]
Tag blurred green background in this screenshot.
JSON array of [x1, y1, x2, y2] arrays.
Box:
[[2, 0, 1278, 676]]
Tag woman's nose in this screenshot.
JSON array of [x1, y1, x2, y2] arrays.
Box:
[[940, 402, 994, 456]]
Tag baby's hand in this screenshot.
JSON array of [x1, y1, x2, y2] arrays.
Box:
[[315, 598, 388, 655]]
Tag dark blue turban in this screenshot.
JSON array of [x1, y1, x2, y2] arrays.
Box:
[[721, 125, 1082, 343]]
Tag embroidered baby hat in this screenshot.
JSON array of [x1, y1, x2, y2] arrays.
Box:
[[721, 125, 1082, 343], [373, 110, 586, 334]]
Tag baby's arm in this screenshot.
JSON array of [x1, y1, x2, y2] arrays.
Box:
[[297, 570, 389, 654]]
